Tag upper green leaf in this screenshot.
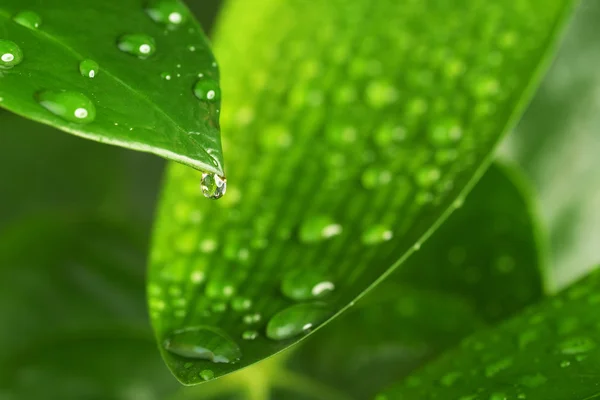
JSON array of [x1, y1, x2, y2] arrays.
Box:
[[0, 0, 224, 175], [380, 265, 600, 400], [149, 0, 575, 384]]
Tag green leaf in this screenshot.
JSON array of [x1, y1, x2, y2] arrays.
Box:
[[380, 265, 600, 400], [165, 162, 546, 399], [0, 0, 224, 175], [501, 0, 600, 289], [149, 0, 575, 384], [0, 112, 174, 398]]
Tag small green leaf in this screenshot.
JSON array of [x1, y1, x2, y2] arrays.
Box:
[[0, 0, 224, 175], [149, 0, 575, 384], [380, 265, 600, 400]]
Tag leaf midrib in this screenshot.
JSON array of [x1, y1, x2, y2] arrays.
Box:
[[0, 9, 216, 170]]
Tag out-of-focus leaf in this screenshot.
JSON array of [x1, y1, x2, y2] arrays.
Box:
[[149, 0, 574, 384], [163, 162, 545, 399], [501, 0, 600, 289], [0, 0, 224, 175], [380, 265, 600, 400], [0, 113, 173, 399]]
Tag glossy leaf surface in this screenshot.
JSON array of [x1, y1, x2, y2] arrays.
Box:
[[166, 162, 545, 399], [0, 0, 224, 175], [149, 0, 574, 384], [381, 266, 600, 400]]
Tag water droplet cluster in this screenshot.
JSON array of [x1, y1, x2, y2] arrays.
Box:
[[148, 0, 569, 382]]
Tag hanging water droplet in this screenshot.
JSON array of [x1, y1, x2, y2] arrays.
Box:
[[117, 34, 156, 59], [266, 302, 331, 341], [145, 0, 188, 26], [163, 326, 242, 363], [79, 59, 99, 78], [299, 215, 342, 243], [280, 269, 335, 301], [201, 173, 227, 199], [242, 330, 258, 340], [199, 369, 214, 381], [0, 40, 23, 68], [231, 297, 253, 312], [361, 225, 393, 245], [194, 79, 221, 102], [13, 10, 42, 29], [36, 90, 96, 124]]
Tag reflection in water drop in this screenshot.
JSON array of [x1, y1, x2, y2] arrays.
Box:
[[163, 326, 242, 363], [36, 90, 96, 124], [201, 173, 227, 199]]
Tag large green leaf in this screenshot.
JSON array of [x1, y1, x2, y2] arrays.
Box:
[[149, 0, 574, 384], [381, 265, 600, 400], [501, 0, 600, 289], [0, 112, 175, 399], [0, 0, 224, 175], [165, 162, 545, 399]]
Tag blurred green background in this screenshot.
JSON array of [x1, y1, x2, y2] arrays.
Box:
[[0, 0, 598, 398]]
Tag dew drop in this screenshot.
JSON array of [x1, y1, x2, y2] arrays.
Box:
[[79, 59, 99, 78], [231, 297, 253, 312], [0, 40, 23, 68], [145, 0, 188, 26], [361, 167, 392, 189], [199, 369, 214, 381], [201, 173, 227, 199], [161, 72, 172, 80], [194, 79, 221, 102], [205, 279, 236, 299], [266, 302, 331, 341], [299, 215, 342, 243], [415, 166, 441, 187], [242, 330, 258, 340], [281, 269, 335, 301], [361, 225, 393, 245], [117, 34, 156, 58], [36, 90, 96, 124], [558, 337, 596, 355], [163, 326, 242, 363], [13, 10, 42, 29], [243, 313, 262, 325], [560, 360, 571, 368]]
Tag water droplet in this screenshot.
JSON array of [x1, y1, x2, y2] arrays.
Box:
[[163, 326, 241, 363], [79, 59, 99, 78], [428, 119, 462, 145], [485, 357, 513, 377], [205, 279, 236, 299], [117, 34, 156, 58], [231, 297, 253, 312], [36, 90, 96, 124], [489, 393, 507, 400], [558, 337, 596, 355], [194, 79, 221, 102], [361, 225, 393, 245], [145, 0, 188, 26], [560, 360, 571, 368], [13, 10, 42, 29], [201, 173, 227, 199], [299, 215, 342, 243], [281, 269, 335, 301], [161, 72, 172, 80], [242, 330, 258, 340], [243, 313, 261, 325], [415, 166, 441, 187], [266, 302, 331, 341], [0, 40, 23, 68], [199, 369, 214, 381], [361, 167, 392, 189], [439, 371, 462, 387], [520, 373, 547, 388]]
